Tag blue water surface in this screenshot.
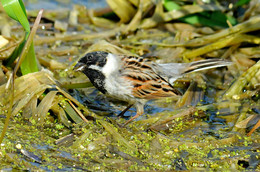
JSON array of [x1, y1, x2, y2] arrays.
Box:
[[24, 0, 107, 10]]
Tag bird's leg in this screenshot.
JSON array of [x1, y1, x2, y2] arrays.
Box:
[[117, 104, 133, 117], [247, 119, 260, 136], [123, 106, 144, 126]]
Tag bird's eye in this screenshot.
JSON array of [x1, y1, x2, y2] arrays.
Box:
[[87, 55, 93, 60]]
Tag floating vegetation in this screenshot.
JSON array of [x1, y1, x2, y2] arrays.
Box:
[[0, 0, 259, 170]]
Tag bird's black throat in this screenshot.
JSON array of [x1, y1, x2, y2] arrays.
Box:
[[83, 68, 107, 94]]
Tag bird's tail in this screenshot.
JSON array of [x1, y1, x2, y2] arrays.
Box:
[[182, 59, 233, 74]]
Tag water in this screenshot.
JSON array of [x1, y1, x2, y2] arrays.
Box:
[[24, 0, 107, 10]]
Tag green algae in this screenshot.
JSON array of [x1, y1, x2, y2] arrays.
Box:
[[0, 112, 259, 170]]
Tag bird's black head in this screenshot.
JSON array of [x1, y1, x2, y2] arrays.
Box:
[[73, 51, 109, 94], [74, 51, 108, 72]]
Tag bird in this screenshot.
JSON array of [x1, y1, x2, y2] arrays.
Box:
[[74, 51, 232, 125]]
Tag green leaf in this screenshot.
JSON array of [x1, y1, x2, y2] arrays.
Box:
[[163, 0, 181, 11], [235, 0, 251, 7], [1, 0, 38, 75], [20, 44, 38, 75], [2, 0, 30, 33], [180, 11, 237, 28], [5, 42, 25, 66], [163, 1, 237, 28]]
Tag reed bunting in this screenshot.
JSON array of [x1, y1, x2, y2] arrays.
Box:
[[74, 51, 232, 125]]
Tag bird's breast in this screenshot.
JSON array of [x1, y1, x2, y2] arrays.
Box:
[[104, 75, 136, 103]]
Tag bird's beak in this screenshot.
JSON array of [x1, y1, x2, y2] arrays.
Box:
[[73, 62, 86, 72]]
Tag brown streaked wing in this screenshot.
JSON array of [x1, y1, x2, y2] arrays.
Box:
[[120, 55, 182, 99]]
